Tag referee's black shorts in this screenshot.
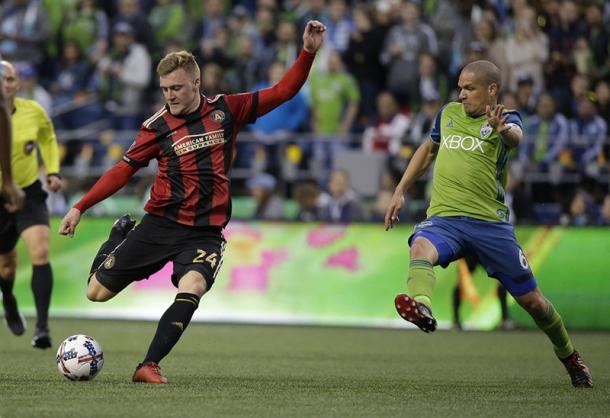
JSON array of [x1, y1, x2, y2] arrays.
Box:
[[0, 180, 49, 254], [95, 214, 226, 293]]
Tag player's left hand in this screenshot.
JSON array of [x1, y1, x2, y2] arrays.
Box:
[[302, 20, 326, 54], [46, 174, 64, 192], [384, 192, 405, 231], [486, 104, 511, 135], [59, 207, 81, 237]]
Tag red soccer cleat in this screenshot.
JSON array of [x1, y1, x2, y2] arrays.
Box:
[[394, 294, 437, 333], [132, 362, 168, 384], [560, 351, 593, 388]]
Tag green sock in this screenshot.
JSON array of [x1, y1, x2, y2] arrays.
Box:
[[407, 259, 436, 308], [534, 302, 574, 359]]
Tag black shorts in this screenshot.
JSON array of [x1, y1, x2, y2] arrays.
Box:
[[95, 214, 226, 293], [0, 180, 49, 253]]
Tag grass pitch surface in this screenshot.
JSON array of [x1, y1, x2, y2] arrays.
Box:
[[0, 319, 608, 417]]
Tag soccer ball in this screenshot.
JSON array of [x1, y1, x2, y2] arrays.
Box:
[[56, 335, 104, 381]]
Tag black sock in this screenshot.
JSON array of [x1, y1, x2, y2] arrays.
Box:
[[498, 285, 508, 321], [0, 273, 17, 308], [89, 230, 125, 275], [143, 293, 200, 364], [452, 285, 461, 325], [31, 264, 53, 330]]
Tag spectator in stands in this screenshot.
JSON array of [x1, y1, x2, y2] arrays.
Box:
[[246, 61, 309, 176], [319, 168, 366, 223], [568, 97, 607, 174], [583, 3, 609, 80], [415, 53, 448, 111], [193, 0, 227, 44], [226, 5, 262, 57], [310, 51, 360, 138], [97, 22, 151, 132], [62, 0, 109, 65], [471, 17, 508, 88], [362, 91, 410, 157], [343, 5, 387, 123], [226, 35, 263, 93], [595, 80, 610, 126], [427, 0, 461, 73], [568, 189, 599, 226], [326, 0, 353, 54], [572, 37, 594, 78], [50, 41, 103, 130], [564, 74, 590, 118], [149, 0, 187, 51], [546, 0, 585, 112], [504, 6, 548, 93], [369, 169, 399, 223], [309, 50, 360, 170], [0, 0, 50, 66], [409, 93, 441, 146], [262, 20, 299, 75], [499, 91, 519, 112], [15, 63, 52, 115], [112, 0, 154, 52], [247, 173, 284, 221], [293, 180, 322, 222], [200, 62, 229, 97], [521, 93, 569, 171], [515, 74, 537, 117], [598, 194, 610, 225], [198, 25, 234, 69], [255, 3, 278, 48], [381, 1, 438, 106]]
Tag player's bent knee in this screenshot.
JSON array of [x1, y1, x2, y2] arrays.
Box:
[[30, 247, 50, 265], [178, 271, 208, 297], [86, 275, 116, 302], [410, 237, 437, 262], [515, 290, 547, 317]]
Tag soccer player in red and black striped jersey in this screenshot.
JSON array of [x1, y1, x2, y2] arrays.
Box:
[[59, 20, 326, 384]]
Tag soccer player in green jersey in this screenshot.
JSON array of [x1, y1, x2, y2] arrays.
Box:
[[384, 60, 592, 388]]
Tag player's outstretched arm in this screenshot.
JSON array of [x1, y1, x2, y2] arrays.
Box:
[[59, 161, 137, 237], [256, 20, 326, 117], [385, 138, 439, 230]]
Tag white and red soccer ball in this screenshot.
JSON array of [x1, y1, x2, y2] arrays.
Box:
[[56, 334, 104, 381]]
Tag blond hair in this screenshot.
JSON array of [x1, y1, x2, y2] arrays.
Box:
[[157, 50, 200, 79]]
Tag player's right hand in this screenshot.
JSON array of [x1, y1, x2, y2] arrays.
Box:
[[59, 207, 81, 237], [1, 180, 25, 213], [384, 193, 405, 231]]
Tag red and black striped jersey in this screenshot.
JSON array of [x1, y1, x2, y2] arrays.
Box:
[[123, 93, 258, 227]]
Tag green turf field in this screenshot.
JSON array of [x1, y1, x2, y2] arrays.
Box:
[[0, 319, 608, 417]]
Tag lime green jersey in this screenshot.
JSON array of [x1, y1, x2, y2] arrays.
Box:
[[427, 102, 522, 222], [0, 98, 60, 188]]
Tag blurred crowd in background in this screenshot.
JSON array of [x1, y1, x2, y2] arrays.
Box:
[[2, 0, 610, 225]]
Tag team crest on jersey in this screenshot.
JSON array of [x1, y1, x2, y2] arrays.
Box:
[[211, 110, 225, 122], [480, 123, 493, 139], [446, 120, 453, 128], [103, 255, 115, 269]]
